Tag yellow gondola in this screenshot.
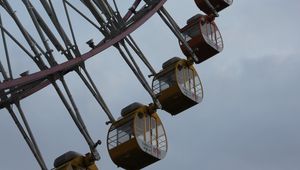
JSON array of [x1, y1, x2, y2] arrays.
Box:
[[152, 57, 203, 115], [180, 14, 223, 64], [195, 0, 233, 15], [107, 103, 167, 170], [53, 151, 98, 170]]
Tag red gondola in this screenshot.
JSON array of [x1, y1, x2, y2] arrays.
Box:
[[180, 14, 223, 64], [195, 0, 233, 15]]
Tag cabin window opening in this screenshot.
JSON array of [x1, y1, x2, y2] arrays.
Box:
[[177, 66, 184, 87], [135, 112, 145, 141], [108, 127, 117, 149], [201, 22, 222, 50], [157, 124, 167, 151], [153, 70, 176, 94], [182, 24, 200, 42], [108, 118, 134, 150], [151, 117, 157, 147], [195, 76, 202, 97], [145, 115, 151, 144], [201, 22, 213, 42], [177, 66, 200, 100]]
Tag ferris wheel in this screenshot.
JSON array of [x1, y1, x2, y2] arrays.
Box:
[[0, 0, 232, 169]]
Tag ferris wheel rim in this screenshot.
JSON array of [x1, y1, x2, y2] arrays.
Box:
[[0, 0, 166, 93]]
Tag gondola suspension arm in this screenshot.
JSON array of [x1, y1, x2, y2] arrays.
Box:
[[116, 41, 161, 109], [157, 7, 199, 64]]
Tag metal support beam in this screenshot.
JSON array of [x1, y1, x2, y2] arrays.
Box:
[[157, 7, 199, 63], [115, 42, 161, 108], [0, 14, 13, 79], [6, 106, 48, 170]]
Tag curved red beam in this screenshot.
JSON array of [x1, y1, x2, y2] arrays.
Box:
[[0, 0, 166, 92]]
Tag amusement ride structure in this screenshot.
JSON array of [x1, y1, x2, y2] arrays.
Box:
[[0, 0, 232, 169]]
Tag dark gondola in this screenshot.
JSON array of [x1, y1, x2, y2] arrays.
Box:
[[180, 14, 223, 64], [195, 0, 233, 15], [53, 151, 98, 170]]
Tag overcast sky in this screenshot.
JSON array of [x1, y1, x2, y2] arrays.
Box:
[[0, 0, 300, 170]]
